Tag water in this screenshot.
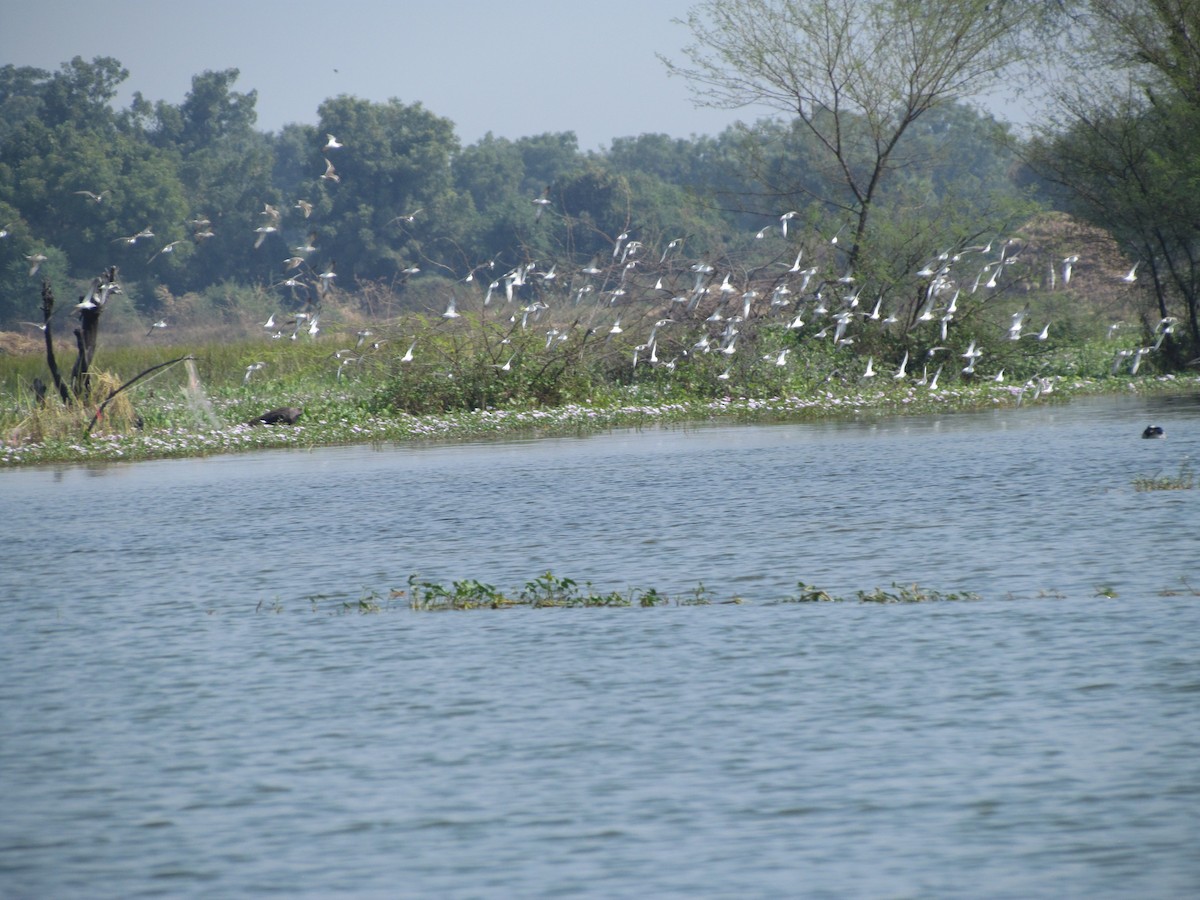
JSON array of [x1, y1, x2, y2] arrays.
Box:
[[2, 393, 1198, 898]]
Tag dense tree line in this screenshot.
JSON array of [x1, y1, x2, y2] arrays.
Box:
[[0, 0, 1196, 361], [0, 53, 1023, 330]]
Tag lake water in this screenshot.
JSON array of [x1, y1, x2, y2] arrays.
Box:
[[2, 393, 1198, 897]]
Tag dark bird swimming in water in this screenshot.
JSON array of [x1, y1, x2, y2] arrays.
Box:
[[1142, 425, 1165, 439]]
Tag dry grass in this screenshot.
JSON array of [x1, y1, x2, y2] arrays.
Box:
[[6, 370, 139, 443], [0, 331, 55, 356]]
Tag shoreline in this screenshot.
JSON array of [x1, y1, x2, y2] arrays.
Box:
[[3, 373, 1196, 469]]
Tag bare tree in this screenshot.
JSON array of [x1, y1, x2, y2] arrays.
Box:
[[662, 0, 1043, 269]]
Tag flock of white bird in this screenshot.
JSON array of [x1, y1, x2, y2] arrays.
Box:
[[11, 128, 1167, 394]]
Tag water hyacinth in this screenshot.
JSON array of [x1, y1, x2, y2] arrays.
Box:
[[275, 573, 989, 613]]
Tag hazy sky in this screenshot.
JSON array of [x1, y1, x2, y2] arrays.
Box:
[[0, 0, 771, 149]]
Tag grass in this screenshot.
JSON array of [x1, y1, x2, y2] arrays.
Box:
[[3, 308, 1198, 468]]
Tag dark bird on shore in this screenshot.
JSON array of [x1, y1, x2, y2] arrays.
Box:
[[247, 406, 304, 426]]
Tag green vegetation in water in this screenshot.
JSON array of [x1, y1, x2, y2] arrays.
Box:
[[404, 571, 708, 610], [247, 574, 1200, 614], [1132, 460, 1195, 492], [290, 574, 985, 612]]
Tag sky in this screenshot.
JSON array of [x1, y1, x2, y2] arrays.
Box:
[[0, 0, 773, 150], [2, 0, 1034, 153]]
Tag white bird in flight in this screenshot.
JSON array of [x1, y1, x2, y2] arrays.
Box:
[[148, 240, 184, 262], [388, 209, 423, 226], [253, 225, 278, 249], [317, 261, 337, 293]]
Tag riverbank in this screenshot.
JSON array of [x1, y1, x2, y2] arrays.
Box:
[[3, 371, 1195, 468]]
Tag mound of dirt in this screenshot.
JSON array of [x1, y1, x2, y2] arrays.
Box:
[[0, 331, 45, 356]]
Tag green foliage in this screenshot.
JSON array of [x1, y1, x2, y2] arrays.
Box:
[[0, 50, 1061, 340], [407, 574, 511, 610], [519, 572, 582, 607], [855, 583, 983, 604], [363, 315, 611, 415], [776, 581, 983, 604], [399, 572, 990, 610], [312, 95, 461, 283]]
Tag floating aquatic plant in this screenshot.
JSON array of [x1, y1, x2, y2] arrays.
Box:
[[1133, 461, 1195, 492], [855, 583, 983, 603], [247, 571, 1197, 614], [397, 573, 984, 611]]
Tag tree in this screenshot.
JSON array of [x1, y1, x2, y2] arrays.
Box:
[[311, 95, 463, 285], [0, 64, 51, 145], [38, 56, 128, 133], [662, 0, 1041, 270], [1026, 0, 1200, 355], [454, 134, 526, 214], [155, 70, 273, 295]]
